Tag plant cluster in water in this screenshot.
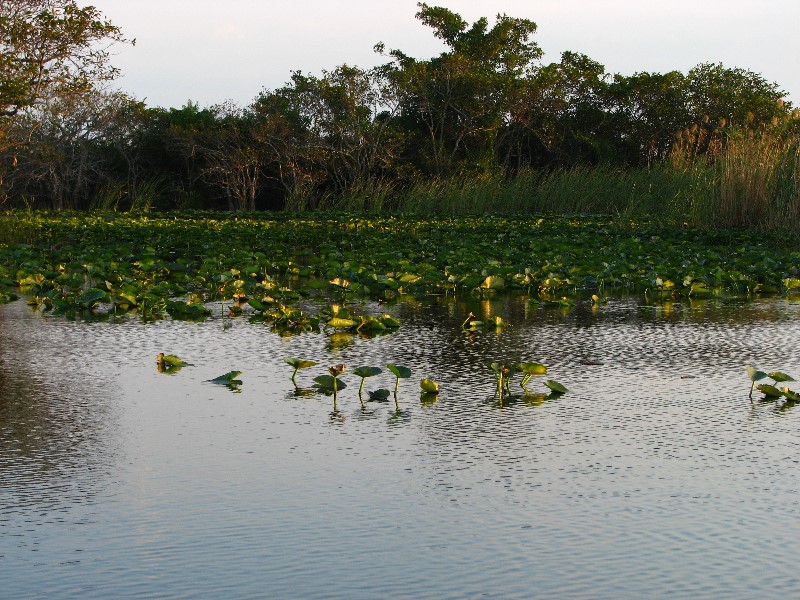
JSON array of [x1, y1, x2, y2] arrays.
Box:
[[746, 366, 798, 408], [2, 213, 800, 328]]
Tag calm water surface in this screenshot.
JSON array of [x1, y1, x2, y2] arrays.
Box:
[[1, 296, 799, 599]]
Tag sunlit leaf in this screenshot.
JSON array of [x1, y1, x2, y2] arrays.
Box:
[[284, 357, 317, 370], [757, 384, 783, 398], [768, 371, 795, 383], [420, 379, 439, 393], [327, 317, 358, 329], [158, 353, 187, 367], [518, 362, 547, 375]]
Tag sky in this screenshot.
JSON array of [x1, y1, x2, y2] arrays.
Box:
[[90, 0, 800, 109]]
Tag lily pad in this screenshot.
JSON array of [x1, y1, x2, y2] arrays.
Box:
[[158, 353, 188, 367], [209, 371, 242, 384], [768, 371, 795, 383], [544, 380, 568, 394], [387, 364, 412, 379], [313, 375, 347, 390], [284, 357, 317, 370], [518, 362, 547, 375], [353, 366, 382, 378], [757, 384, 783, 398], [367, 388, 391, 402]]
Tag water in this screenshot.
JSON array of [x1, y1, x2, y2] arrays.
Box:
[[2, 296, 800, 599]]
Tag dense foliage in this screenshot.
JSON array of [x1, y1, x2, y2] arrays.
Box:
[[0, 2, 796, 216], [1, 212, 799, 319]]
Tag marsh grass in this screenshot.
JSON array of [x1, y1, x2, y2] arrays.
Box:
[[319, 128, 800, 230], [327, 166, 700, 221], [711, 131, 800, 229], [0, 210, 44, 245]]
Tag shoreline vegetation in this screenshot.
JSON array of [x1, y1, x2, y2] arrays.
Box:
[[1, 3, 798, 227]]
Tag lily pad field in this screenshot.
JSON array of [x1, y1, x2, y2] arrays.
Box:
[[2, 211, 800, 598]]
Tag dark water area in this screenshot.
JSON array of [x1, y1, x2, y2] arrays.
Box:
[[2, 296, 800, 598]]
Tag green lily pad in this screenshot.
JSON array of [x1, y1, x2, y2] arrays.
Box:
[[313, 375, 347, 390], [387, 364, 412, 379], [780, 387, 800, 401], [379, 314, 400, 328], [367, 388, 391, 401], [757, 384, 783, 398], [78, 288, 109, 308], [768, 371, 795, 383], [353, 366, 382, 378], [284, 357, 317, 370], [209, 371, 242, 384], [544, 380, 568, 394], [327, 317, 359, 329]]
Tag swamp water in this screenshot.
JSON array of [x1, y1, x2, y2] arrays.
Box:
[[1, 296, 799, 599]]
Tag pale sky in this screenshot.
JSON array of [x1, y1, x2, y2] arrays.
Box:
[[90, 0, 800, 109]]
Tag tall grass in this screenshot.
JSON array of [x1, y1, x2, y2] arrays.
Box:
[[707, 130, 800, 229], [325, 166, 702, 221], [318, 126, 800, 230]]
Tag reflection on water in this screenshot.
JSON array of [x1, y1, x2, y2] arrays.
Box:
[[2, 297, 800, 598]]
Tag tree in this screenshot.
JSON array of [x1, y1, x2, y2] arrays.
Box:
[[1, 0, 127, 201], [501, 51, 610, 169], [380, 3, 541, 176], [0, 0, 126, 122]]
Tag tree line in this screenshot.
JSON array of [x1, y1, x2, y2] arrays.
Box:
[[1, 1, 796, 211]]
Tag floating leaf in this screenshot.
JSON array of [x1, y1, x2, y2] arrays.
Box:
[[768, 371, 795, 383], [248, 298, 266, 312], [313, 375, 347, 390], [326, 317, 358, 329], [544, 380, 568, 394], [480, 275, 506, 290], [379, 314, 400, 328], [757, 384, 783, 398], [209, 371, 242, 383], [284, 357, 317, 370], [158, 353, 187, 367], [491, 315, 508, 327], [367, 389, 391, 401], [78, 288, 109, 308]]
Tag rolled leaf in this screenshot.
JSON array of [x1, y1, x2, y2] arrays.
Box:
[[420, 379, 440, 393]]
